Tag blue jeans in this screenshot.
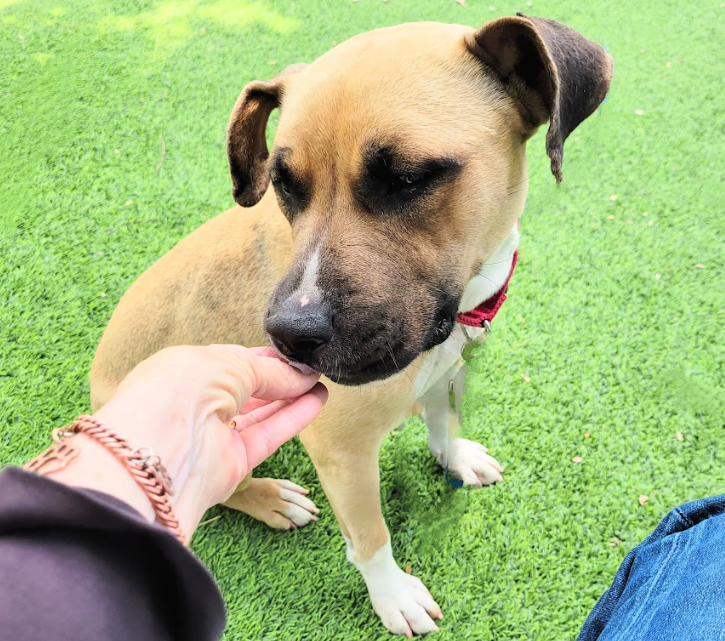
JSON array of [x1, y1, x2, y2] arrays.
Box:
[[578, 495, 725, 641]]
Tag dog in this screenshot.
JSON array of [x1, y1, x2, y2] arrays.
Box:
[[90, 14, 612, 636]]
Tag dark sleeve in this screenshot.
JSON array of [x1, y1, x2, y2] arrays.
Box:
[[0, 466, 226, 641]]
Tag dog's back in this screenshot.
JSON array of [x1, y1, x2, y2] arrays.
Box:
[[90, 191, 290, 409]]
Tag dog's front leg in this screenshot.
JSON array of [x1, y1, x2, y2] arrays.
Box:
[[301, 427, 443, 637], [423, 365, 503, 487]]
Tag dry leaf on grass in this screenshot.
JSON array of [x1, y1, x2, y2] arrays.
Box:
[[520, 372, 531, 383], [648, 219, 654, 226], [609, 194, 618, 201], [608, 537, 622, 547], [607, 215, 615, 220], [405, 564, 412, 575], [572, 456, 583, 464], [639, 494, 649, 506], [676, 431, 684, 441], [666, 61, 672, 68], [696, 263, 705, 269], [452, 0, 466, 5], [584, 432, 590, 439], [634, 109, 645, 116]]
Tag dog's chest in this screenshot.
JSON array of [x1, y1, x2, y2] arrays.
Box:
[[413, 325, 486, 399]]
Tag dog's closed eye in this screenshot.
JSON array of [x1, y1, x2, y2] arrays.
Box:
[[270, 149, 309, 219], [356, 144, 461, 215]]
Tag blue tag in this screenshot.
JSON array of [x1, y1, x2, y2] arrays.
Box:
[[446, 468, 464, 489]]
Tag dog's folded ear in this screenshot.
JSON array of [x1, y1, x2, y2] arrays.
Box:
[[466, 14, 613, 182], [227, 63, 307, 207]]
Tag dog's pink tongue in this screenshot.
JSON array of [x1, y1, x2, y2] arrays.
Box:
[[265, 346, 318, 376], [288, 361, 317, 375]]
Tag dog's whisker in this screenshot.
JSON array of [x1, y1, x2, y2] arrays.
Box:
[[506, 176, 528, 191]]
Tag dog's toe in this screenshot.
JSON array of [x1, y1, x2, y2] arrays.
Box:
[[445, 438, 503, 487], [222, 477, 319, 530], [371, 571, 442, 637]]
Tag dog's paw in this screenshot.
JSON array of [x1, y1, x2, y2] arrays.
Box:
[[370, 570, 443, 638], [223, 478, 319, 530], [432, 438, 503, 487]]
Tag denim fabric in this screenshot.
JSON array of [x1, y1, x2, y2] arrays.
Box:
[[578, 495, 725, 641]]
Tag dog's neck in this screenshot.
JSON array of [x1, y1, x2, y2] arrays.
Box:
[[458, 221, 520, 315]]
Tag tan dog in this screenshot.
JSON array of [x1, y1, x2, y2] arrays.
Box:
[[91, 14, 611, 637]]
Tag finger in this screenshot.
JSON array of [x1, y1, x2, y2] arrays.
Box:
[[230, 399, 292, 432], [247, 346, 279, 358], [210, 345, 321, 401], [238, 397, 274, 414], [247, 354, 322, 400], [238, 383, 328, 469]]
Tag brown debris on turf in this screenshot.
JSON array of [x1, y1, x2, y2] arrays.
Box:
[[609, 537, 622, 547], [639, 495, 649, 507], [405, 565, 412, 575], [676, 432, 684, 441], [520, 373, 531, 383], [199, 515, 223, 527], [572, 456, 583, 464]]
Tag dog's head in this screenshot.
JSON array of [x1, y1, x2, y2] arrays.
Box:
[[227, 15, 612, 385]]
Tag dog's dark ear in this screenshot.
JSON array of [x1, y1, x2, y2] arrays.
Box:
[[466, 14, 613, 182], [227, 63, 307, 207]]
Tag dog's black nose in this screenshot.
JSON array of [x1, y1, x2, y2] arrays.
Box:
[[266, 303, 334, 360]]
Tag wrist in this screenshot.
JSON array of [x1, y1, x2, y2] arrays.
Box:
[[49, 433, 155, 522], [91, 404, 208, 537]]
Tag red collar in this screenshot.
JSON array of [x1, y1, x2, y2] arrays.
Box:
[[456, 250, 518, 328]]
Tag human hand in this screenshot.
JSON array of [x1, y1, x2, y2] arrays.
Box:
[[56, 345, 327, 538]]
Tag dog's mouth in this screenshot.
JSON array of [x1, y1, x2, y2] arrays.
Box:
[[266, 306, 456, 386], [266, 346, 319, 376]]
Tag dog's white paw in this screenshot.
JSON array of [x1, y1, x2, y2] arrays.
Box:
[[370, 569, 443, 638], [350, 541, 442, 637], [223, 478, 319, 530], [432, 438, 503, 487]]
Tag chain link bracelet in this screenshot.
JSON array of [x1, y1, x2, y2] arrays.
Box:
[[25, 415, 186, 545]]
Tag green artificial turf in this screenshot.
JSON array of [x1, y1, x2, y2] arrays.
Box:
[[1, 0, 724, 639]]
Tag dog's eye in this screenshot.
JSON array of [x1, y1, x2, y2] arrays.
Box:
[[270, 170, 307, 219], [356, 145, 462, 216], [392, 170, 431, 193], [274, 176, 292, 196]]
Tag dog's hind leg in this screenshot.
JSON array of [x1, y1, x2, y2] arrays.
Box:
[[422, 365, 503, 487]]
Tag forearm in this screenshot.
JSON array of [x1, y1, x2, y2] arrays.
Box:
[[0, 467, 225, 641]]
